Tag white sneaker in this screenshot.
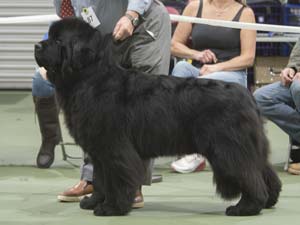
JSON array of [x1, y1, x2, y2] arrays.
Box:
[[171, 154, 206, 174]]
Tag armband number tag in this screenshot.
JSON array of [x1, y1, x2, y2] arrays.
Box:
[[81, 7, 101, 28]]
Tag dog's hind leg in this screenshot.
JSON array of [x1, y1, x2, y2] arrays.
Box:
[[210, 162, 267, 216], [212, 171, 241, 201], [259, 135, 282, 209], [208, 142, 269, 216], [93, 140, 144, 216], [262, 163, 281, 208], [224, 170, 269, 216]]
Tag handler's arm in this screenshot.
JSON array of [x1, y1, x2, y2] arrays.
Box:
[[287, 39, 300, 72], [171, 1, 217, 64], [113, 0, 152, 41], [279, 39, 300, 86], [127, 0, 152, 15]]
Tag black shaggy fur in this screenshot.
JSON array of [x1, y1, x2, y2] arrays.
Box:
[[35, 18, 281, 217]]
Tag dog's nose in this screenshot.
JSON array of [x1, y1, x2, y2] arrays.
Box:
[[35, 43, 42, 51]]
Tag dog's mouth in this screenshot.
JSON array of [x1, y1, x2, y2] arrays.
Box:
[[34, 43, 50, 70], [34, 41, 63, 73]]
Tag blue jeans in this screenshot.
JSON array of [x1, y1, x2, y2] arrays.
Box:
[[32, 70, 55, 97], [253, 80, 300, 142], [172, 61, 247, 87]]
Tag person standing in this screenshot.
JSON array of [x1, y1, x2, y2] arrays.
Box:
[[32, 0, 171, 207]]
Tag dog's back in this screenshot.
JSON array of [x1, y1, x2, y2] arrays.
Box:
[[70, 69, 281, 216]]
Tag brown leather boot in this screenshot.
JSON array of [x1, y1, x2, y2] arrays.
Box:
[[33, 95, 62, 168]]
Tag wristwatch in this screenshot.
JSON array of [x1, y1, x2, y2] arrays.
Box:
[[125, 13, 140, 27]]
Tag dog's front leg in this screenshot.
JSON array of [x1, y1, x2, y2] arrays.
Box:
[[80, 158, 105, 210], [93, 143, 144, 216]]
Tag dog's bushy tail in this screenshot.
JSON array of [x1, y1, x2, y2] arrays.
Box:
[[257, 108, 282, 208], [262, 162, 282, 208]]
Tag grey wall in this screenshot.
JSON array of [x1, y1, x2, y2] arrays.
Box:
[[0, 0, 55, 89]]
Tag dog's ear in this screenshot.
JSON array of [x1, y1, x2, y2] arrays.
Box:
[[63, 37, 99, 74], [96, 33, 132, 68], [73, 45, 96, 70], [60, 40, 74, 80]]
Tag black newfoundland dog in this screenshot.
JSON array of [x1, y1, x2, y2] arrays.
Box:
[[35, 18, 281, 217]]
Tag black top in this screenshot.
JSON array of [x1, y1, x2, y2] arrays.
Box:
[[191, 0, 245, 66]]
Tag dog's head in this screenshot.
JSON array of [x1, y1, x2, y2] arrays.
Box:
[[34, 18, 103, 87]]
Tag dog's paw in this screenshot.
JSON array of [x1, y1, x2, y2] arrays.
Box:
[[264, 196, 278, 209], [80, 196, 98, 210], [93, 203, 129, 216], [93, 203, 111, 216], [226, 205, 241, 216], [226, 204, 262, 216]]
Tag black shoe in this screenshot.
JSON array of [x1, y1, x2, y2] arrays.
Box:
[[290, 138, 300, 164], [151, 174, 163, 183]]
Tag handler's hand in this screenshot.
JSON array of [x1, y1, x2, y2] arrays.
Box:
[[113, 16, 134, 41], [192, 49, 217, 64], [280, 67, 295, 87], [39, 67, 48, 80], [200, 64, 221, 76], [293, 72, 300, 82]]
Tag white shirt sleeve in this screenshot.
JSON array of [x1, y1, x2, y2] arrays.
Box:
[[127, 0, 153, 15]]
